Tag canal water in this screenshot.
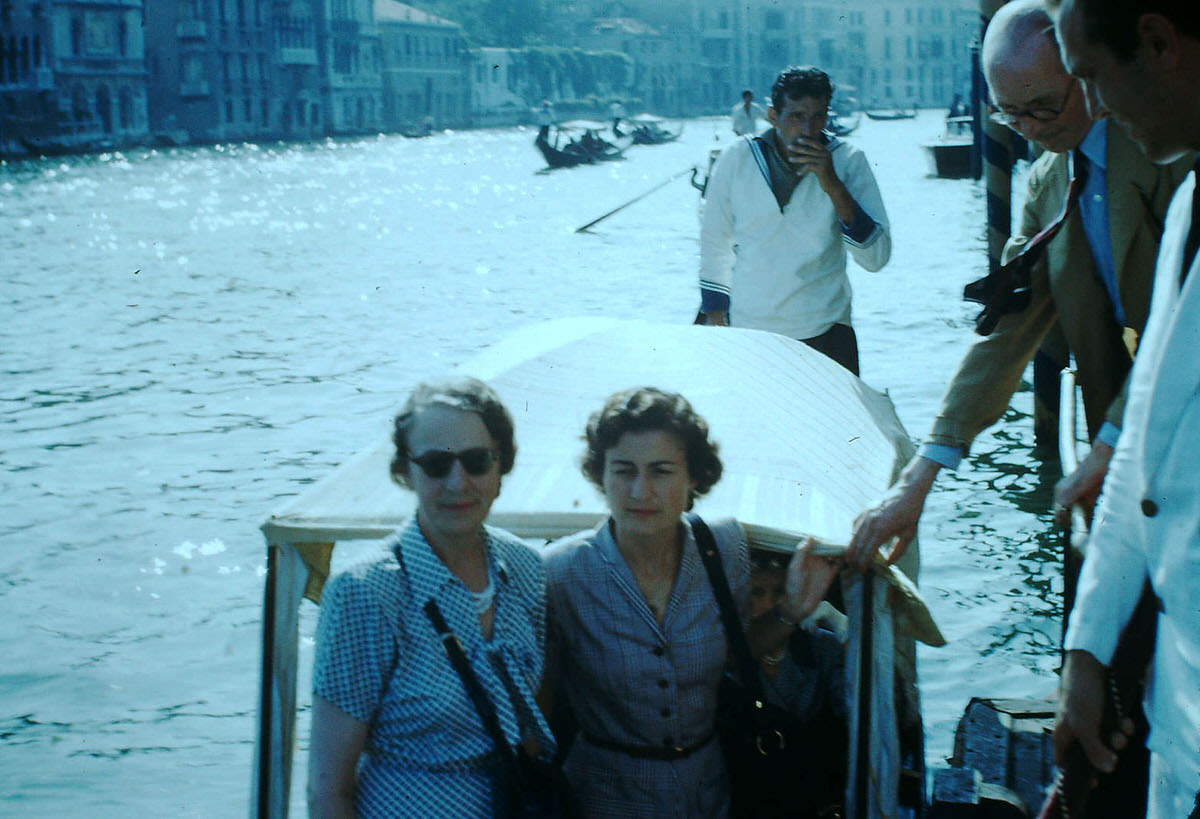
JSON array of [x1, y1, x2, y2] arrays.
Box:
[[1, 113, 1063, 815]]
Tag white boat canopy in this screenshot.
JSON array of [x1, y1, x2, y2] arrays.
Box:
[[252, 318, 944, 817]]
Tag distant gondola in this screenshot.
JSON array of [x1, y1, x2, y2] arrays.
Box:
[[534, 122, 628, 170], [617, 113, 683, 145]]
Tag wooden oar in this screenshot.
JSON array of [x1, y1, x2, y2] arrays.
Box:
[[574, 166, 695, 233]]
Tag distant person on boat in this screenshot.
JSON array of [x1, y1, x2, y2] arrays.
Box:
[[730, 89, 767, 136], [1049, 1, 1200, 817], [541, 386, 841, 818], [308, 377, 556, 818], [699, 65, 892, 375], [609, 100, 625, 134]]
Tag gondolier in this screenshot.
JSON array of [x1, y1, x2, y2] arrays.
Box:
[[699, 65, 892, 375]]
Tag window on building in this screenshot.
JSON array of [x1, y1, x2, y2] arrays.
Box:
[[883, 9, 890, 24], [261, 98, 268, 124], [244, 95, 251, 120], [119, 88, 132, 128], [118, 18, 127, 57], [183, 53, 204, 83], [224, 98, 233, 122], [71, 17, 83, 55], [884, 37, 891, 59], [906, 37, 912, 58]]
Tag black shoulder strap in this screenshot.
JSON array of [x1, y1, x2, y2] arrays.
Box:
[[422, 599, 522, 775], [686, 513, 764, 699]]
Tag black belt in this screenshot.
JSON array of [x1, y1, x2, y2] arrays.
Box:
[[582, 730, 714, 760]]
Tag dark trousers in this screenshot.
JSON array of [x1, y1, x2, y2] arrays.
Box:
[[801, 323, 860, 376]]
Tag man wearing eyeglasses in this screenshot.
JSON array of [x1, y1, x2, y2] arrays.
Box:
[[849, 0, 1188, 570], [699, 65, 891, 375]]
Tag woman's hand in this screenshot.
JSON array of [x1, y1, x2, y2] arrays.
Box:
[[778, 537, 843, 624]]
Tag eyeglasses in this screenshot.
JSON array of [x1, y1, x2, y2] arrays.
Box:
[[408, 447, 498, 478], [988, 82, 1076, 127]]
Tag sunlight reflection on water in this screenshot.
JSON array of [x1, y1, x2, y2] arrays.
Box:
[[1, 114, 1062, 813]]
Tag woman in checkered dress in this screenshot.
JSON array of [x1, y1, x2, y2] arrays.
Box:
[[542, 387, 841, 818], [308, 377, 555, 818]]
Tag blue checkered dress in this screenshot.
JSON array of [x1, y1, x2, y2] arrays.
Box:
[[544, 516, 749, 818], [313, 517, 554, 818]]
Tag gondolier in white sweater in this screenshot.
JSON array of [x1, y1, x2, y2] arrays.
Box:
[[699, 66, 892, 375]]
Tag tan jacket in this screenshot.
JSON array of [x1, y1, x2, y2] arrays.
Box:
[[930, 124, 1191, 451]]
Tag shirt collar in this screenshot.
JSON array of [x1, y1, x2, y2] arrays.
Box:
[[1077, 118, 1108, 171], [395, 516, 504, 604]]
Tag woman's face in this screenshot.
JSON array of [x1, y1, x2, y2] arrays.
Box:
[[602, 429, 696, 543], [405, 405, 501, 546], [749, 566, 786, 619]]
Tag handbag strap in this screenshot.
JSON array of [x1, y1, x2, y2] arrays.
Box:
[[422, 599, 523, 776], [686, 513, 765, 700]]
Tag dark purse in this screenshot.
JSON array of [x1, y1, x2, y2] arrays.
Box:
[[423, 600, 575, 818], [689, 514, 845, 819]]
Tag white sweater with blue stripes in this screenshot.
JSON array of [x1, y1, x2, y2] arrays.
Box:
[[699, 134, 891, 340]]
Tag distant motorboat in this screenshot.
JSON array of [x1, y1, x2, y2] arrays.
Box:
[[922, 115, 974, 179], [865, 109, 917, 121]]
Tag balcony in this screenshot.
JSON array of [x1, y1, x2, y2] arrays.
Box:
[[177, 20, 207, 39], [180, 80, 211, 97], [279, 47, 318, 66]]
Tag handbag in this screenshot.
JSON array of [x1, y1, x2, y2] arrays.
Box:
[[422, 600, 575, 819], [688, 514, 845, 819]]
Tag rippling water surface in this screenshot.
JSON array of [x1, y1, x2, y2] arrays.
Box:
[[1, 114, 1062, 814]]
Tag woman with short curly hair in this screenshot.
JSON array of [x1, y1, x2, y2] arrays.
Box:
[[543, 386, 840, 818]]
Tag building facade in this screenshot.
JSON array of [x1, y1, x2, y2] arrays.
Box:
[[144, 0, 277, 143], [326, 0, 383, 134], [2, 0, 149, 152], [375, 0, 468, 132], [273, 0, 328, 140]]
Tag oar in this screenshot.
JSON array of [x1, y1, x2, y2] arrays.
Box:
[[574, 166, 695, 233]]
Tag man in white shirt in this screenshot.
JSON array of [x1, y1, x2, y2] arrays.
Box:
[[700, 67, 891, 375], [730, 89, 766, 136], [1049, 1, 1200, 816]]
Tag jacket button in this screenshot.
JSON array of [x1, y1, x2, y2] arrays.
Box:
[[657, 679, 669, 689], [652, 646, 665, 657], [660, 707, 671, 717], [1141, 498, 1159, 517]]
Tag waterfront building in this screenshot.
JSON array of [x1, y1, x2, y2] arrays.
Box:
[[375, 0, 468, 133], [326, 0, 382, 134], [576, 16, 694, 117], [273, 0, 328, 141], [469, 47, 528, 128], [143, 0, 277, 144], [1, 0, 148, 153]]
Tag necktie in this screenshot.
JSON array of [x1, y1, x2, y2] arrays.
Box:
[[1181, 161, 1200, 286], [965, 150, 1089, 335]]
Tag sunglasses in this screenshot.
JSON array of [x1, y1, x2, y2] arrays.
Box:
[[408, 447, 499, 478]]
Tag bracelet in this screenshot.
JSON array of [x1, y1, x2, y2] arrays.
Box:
[[772, 604, 799, 629]]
